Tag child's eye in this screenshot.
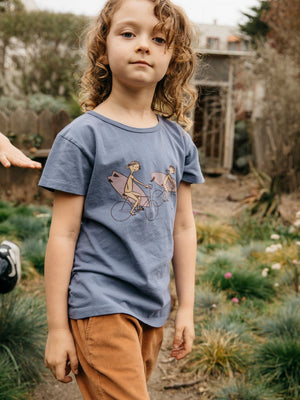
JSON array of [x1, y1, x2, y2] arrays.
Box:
[[153, 37, 166, 45], [121, 32, 134, 38]]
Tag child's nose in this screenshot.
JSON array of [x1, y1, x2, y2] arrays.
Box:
[[135, 37, 150, 54]]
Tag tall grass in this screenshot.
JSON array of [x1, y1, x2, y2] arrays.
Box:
[[194, 287, 225, 315], [256, 338, 300, 399], [22, 238, 47, 274], [185, 329, 249, 378], [0, 355, 29, 400], [202, 266, 276, 300], [196, 221, 239, 246], [0, 202, 51, 275], [210, 378, 277, 400], [0, 292, 47, 385], [259, 298, 300, 339], [233, 214, 281, 243]]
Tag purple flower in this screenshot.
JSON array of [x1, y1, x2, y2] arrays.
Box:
[[224, 272, 232, 279], [231, 297, 239, 304]]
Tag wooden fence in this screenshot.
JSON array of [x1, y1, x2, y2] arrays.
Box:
[[0, 108, 71, 203], [0, 108, 71, 156]]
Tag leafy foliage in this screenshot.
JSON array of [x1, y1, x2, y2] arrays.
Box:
[[0, 10, 89, 97], [262, 0, 300, 66], [239, 1, 271, 45]]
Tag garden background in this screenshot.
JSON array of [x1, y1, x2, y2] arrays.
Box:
[[0, 0, 300, 399]]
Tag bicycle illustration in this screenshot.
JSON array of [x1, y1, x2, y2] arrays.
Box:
[[108, 165, 177, 222], [110, 182, 163, 222]]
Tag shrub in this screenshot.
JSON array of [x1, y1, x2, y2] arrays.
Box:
[[256, 338, 300, 399], [259, 297, 300, 339], [194, 287, 225, 315], [22, 238, 46, 274], [196, 221, 239, 246], [0, 292, 47, 385], [211, 378, 277, 400], [0, 215, 46, 241], [184, 329, 249, 377], [202, 266, 276, 301], [28, 93, 71, 114], [233, 214, 280, 243], [211, 314, 250, 337]]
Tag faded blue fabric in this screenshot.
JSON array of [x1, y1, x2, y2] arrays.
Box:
[[39, 111, 204, 327]]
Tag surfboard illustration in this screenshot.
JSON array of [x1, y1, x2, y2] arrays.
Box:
[[150, 172, 176, 192], [108, 171, 150, 207]]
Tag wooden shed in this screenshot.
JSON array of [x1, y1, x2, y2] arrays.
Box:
[[192, 49, 253, 173]]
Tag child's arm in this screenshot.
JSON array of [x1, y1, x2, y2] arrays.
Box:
[[171, 181, 196, 360], [44, 191, 84, 383], [0, 132, 41, 169]]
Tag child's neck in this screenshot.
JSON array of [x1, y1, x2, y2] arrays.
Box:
[[93, 85, 158, 129]]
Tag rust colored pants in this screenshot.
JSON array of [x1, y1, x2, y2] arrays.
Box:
[[70, 314, 164, 400]]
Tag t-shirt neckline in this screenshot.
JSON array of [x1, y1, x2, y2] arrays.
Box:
[[87, 111, 162, 134]]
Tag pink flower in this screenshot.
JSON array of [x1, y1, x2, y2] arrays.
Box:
[[231, 297, 239, 304], [224, 272, 232, 279]]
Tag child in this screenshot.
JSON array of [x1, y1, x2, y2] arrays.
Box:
[[0, 132, 42, 169], [39, 0, 204, 399]]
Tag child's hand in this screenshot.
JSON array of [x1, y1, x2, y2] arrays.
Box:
[[44, 328, 79, 383], [171, 307, 195, 360], [0, 133, 42, 169]]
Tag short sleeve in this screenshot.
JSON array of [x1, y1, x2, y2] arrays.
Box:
[[39, 134, 93, 195], [182, 132, 205, 184]]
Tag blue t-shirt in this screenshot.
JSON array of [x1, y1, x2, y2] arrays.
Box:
[[39, 111, 204, 327]]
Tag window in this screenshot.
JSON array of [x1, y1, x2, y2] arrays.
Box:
[[206, 37, 220, 50], [228, 41, 241, 51]]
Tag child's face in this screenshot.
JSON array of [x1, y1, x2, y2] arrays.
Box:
[[105, 0, 173, 90], [130, 163, 140, 172]]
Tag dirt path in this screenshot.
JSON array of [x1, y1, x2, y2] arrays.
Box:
[[32, 174, 300, 400]]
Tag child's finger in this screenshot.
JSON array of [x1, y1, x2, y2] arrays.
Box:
[[173, 326, 184, 349], [55, 361, 72, 383], [69, 353, 79, 375]]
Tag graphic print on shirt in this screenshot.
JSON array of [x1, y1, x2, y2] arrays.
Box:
[[107, 162, 177, 222], [150, 165, 176, 202]]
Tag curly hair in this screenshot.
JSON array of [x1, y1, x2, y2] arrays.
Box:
[[79, 0, 197, 129]]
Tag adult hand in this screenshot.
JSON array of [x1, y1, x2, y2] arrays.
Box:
[[0, 133, 42, 169]]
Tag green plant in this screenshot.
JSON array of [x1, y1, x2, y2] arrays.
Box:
[[0, 354, 29, 400], [211, 314, 250, 337], [22, 238, 46, 274], [194, 287, 225, 315], [202, 266, 276, 301], [1, 214, 46, 241], [184, 329, 249, 377], [259, 297, 300, 339], [0, 292, 47, 385], [256, 338, 300, 399], [211, 378, 277, 400], [196, 221, 239, 246], [233, 213, 280, 243], [0, 208, 13, 223]]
